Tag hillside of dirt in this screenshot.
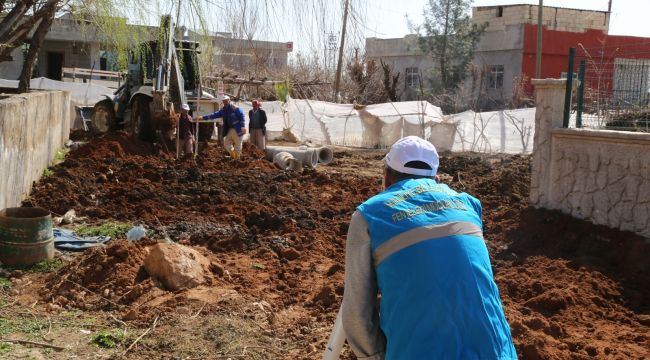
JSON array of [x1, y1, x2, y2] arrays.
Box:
[[21, 132, 650, 359]]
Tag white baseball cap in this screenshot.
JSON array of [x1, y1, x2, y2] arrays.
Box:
[[181, 103, 190, 110], [219, 95, 230, 101], [384, 136, 439, 177]]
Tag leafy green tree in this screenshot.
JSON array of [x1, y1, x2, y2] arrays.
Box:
[[416, 0, 485, 93]]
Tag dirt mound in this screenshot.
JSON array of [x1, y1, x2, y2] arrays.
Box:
[[26, 135, 650, 358], [68, 131, 157, 159], [438, 155, 531, 247], [497, 256, 649, 359], [43, 239, 153, 310]]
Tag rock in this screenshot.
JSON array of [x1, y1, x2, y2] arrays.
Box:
[[46, 303, 62, 313], [176, 306, 191, 315], [583, 345, 598, 356], [209, 262, 225, 276], [312, 286, 336, 308], [143, 243, 211, 291], [326, 264, 343, 276], [61, 209, 77, 225], [281, 247, 301, 260], [122, 309, 138, 321]]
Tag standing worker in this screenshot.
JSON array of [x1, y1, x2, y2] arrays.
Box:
[[342, 136, 517, 359], [248, 99, 267, 150], [178, 103, 195, 157], [198, 95, 246, 159]]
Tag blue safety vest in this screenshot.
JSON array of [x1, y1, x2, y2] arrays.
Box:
[[357, 178, 517, 360]]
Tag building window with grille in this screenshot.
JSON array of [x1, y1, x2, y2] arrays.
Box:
[[488, 65, 504, 89], [405, 67, 420, 88]]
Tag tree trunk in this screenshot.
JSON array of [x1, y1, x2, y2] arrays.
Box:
[[18, 11, 54, 93], [0, 0, 36, 40]]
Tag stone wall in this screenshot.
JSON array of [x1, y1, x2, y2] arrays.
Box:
[[531, 79, 650, 238], [0, 91, 71, 209]]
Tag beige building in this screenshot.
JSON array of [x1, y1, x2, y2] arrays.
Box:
[[0, 14, 112, 81], [365, 4, 611, 106], [211, 32, 293, 72], [365, 35, 435, 101], [0, 15, 292, 82]]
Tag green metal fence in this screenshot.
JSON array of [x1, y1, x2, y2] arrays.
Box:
[[563, 44, 650, 132]]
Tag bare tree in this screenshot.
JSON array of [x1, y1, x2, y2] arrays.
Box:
[[380, 59, 400, 102], [0, 0, 69, 92]]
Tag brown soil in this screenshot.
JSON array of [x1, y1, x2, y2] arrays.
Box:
[[22, 133, 650, 359]]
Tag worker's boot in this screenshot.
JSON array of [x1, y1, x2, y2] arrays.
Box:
[[228, 149, 236, 159], [233, 151, 241, 160]]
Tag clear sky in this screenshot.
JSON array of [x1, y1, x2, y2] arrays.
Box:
[[365, 0, 650, 39], [121, 0, 650, 60]]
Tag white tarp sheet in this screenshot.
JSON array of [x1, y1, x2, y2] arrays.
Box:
[[261, 98, 446, 148], [0, 77, 113, 106], [0, 77, 114, 127], [446, 108, 535, 154], [254, 98, 534, 154]]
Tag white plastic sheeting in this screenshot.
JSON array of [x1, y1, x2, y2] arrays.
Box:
[[0, 77, 114, 127], [260, 98, 447, 149], [448, 108, 536, 154], [0, 77, 113, 106], [253, 98, 535, 154]]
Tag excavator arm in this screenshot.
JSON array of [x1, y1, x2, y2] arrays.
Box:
[[151, 15, 186, 140]]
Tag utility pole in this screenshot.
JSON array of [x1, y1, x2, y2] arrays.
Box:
[[607, 0, 613, 28], [333, 0, 349, 103], [535, 0, 543, 78]]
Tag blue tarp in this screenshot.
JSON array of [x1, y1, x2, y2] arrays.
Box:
[[53, 228, 111, 251]]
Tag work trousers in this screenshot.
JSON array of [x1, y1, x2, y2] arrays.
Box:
[[179, 136, 194, 156], [250, 128, 266, 150], [224, 128, 243, 155]]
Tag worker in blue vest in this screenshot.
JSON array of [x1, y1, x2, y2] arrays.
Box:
[[342, 136, 517, 359]]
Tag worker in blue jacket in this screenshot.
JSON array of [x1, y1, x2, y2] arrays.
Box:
[[342, 136, 517, 360], [198, 95, 247, 159]]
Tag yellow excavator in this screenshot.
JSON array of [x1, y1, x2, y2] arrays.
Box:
[[89, 15, 218, 147]]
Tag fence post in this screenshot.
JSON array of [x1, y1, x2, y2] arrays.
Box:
[[576, 59, 586, 128], [563, 47, 575, 128], [530, 79, 567, 208]]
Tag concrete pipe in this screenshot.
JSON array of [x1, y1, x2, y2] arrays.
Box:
[[273, 152, 302, 172], [316, 147, 334, 165], [266, 147, 318, 168]]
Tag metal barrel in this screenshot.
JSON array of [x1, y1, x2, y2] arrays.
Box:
[[0, 207, 54, 267]]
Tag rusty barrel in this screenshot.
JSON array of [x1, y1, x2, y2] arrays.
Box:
[[0, 207, 54, 267]]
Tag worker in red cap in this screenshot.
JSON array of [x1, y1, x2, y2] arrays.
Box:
[[248, 99, 268, 150]]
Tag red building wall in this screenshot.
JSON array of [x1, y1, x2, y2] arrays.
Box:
[[521, 24, 650, 94]]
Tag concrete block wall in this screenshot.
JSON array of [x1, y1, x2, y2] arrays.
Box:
[[0, 91, 71, 209], [531, 79, 650, 238], [473, 5, 609, 33]]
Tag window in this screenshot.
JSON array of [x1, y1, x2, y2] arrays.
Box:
[[560, 72, 578, 79], [497, 6, 503, 17], [405, 67, 420, 88], [488, 65, 504, 89]]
